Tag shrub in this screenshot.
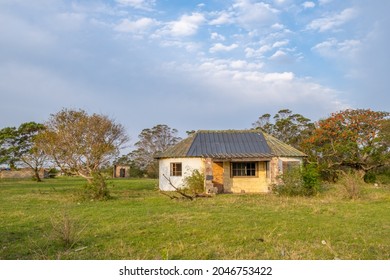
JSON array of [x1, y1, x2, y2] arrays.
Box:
[[50, 211, 85, 249], [338, 171, 365, 199], [363, 172, 376, 184], [183, 169, 205, 195], [302, 163, 322, 196], [83, 172, 111, 200], [273, 164, 321, 196]]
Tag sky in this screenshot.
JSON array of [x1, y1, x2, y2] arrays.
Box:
[[0, 0, 389, 145]]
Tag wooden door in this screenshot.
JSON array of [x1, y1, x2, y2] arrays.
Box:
[[212, 162, 224, 193]]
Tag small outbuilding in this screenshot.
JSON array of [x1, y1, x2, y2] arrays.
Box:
[[155, 130, 306, 193], [113, 164, 130, 178]]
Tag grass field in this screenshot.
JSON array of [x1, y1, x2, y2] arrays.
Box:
[[0, 177, 389, 260]]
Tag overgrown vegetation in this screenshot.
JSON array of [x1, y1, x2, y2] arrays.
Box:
[[273, 164, 321, 197], [1, 178, 389, 260], [183, 169, 205, 195], [337, 171, 365, 200], [50, 210, 86, 249], [82, 173, 111, 200]]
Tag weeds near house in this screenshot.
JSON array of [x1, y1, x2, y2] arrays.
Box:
[[184, 169, 205, 195], [273, 164, 321, 196]]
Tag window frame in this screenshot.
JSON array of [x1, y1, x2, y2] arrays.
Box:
[[170, 162, 182, 177], [231, 162, 258, 177]]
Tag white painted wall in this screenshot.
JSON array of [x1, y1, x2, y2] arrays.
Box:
[[158, 157, 204, 191]]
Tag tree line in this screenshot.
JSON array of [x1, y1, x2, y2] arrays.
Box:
[[1, 107, 389, 198]]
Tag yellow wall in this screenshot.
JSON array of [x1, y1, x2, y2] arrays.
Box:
[[222, 161, 270, 193]]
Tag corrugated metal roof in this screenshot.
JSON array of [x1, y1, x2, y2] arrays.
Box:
[[263, 133, 307, 157], [154, 133, 195, 158], [156, 130, 306, 159], [186, 131, 272, 158]]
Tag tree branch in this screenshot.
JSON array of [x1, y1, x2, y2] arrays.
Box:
[[162, 174, 194, 200]]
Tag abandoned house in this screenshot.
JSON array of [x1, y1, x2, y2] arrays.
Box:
[[156, 130, 307, 193], [113, 164, 130, 178]]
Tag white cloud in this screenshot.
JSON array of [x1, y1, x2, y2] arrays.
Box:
[[264, 72, 294, 82], [209, 43, 238, 53], [302, 2, 315, 9], [233, 0, 279, 29], [114, 17, 157, 33], [273, 0, 291, 6], [312, 38, 361, 58], [210, 32, 225, 41], [115, 0, 155, 10], [269, 50, 288, 61], [245, 45, 272, 57], [307, 8, 358, 32], [175, 59, 344, 115], [318, 0, 333, 5], [159, 13, 205, 37], [271, 23, 285, 30], [209, 12, 233, 25], [245, 40, 289, 58], [159, 40, 202, 53], [272, 40, 289, 48]]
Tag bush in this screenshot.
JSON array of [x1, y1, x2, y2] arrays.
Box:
[[273, 164, 321, 196], [83, 172, 111, 200], [338, 171, 365, 199], [183, 169, 205, 195], [302, 163, 322, 196], [363, 172, 376, 183]]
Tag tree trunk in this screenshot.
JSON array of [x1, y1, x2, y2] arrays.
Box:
[[33, 168, 42, 182]]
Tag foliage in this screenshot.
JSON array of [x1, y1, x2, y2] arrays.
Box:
[[252, 109, 314, 149], [83, 172, 111, 200], [301, 163, 322, 195], [128, 124, 181, 178], [274, 164, 321, 196], [0, 122, 47, 181], [337, 171, 365, 200], [183, 169, 205, 195], [302, 109, 389, 180], [363, 172, 376, 184], [37, 108, 129, 184]]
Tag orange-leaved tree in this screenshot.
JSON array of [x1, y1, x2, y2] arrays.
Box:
[[302, 109, 389, 180]]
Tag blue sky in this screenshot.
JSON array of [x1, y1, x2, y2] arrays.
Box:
[[0, 0, 389, 144]]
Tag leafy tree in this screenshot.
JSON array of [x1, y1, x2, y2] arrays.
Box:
[[129, 124, 181, 178], [302, 109, 389, 180], [0, 122, 47, 181], [37, 109, 129, 198], [252, 109, 314, 148]]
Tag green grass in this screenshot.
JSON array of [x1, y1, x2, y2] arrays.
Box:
[[0, 177, 389, 260]]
